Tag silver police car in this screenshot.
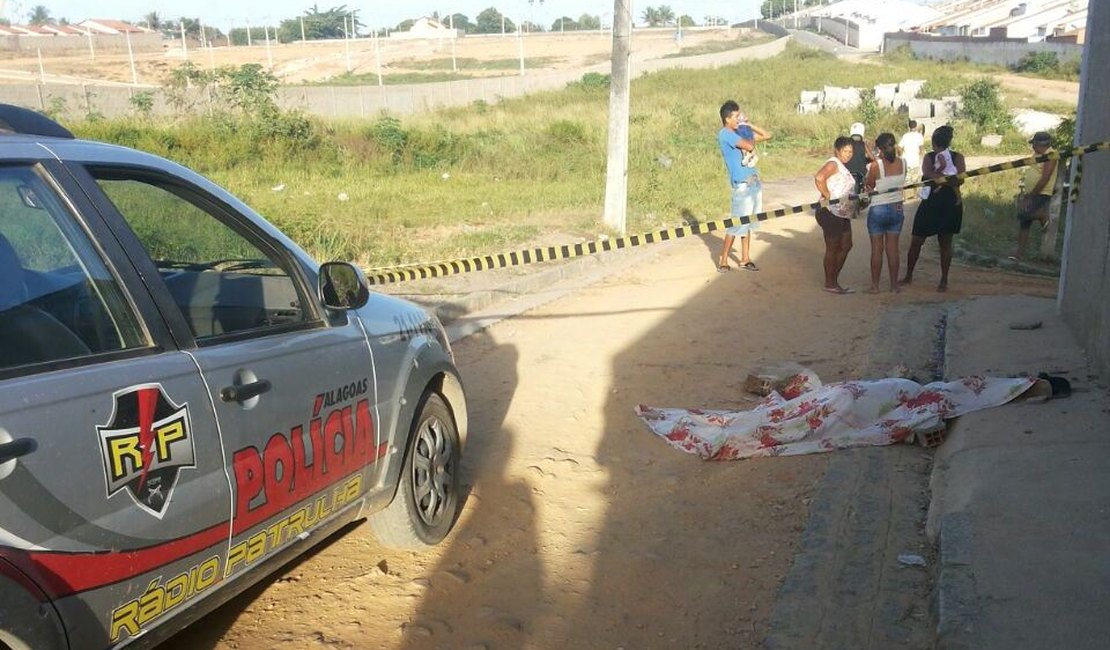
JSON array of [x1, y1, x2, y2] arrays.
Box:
[[0, 104, 466, 649]]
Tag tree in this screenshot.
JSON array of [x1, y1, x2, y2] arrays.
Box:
[[552, 16, 578, 31], [178, 17, 201, 37], [641, 6, 662, 27], [277, 5, 357, 43], [578, 13, 601, 30], [761, 0, 821, 19], [145, 11, 162, 30], [475, 7, 513, 34], [447, 13, 474, 33], [520, 21, 544, 33], [678, 15, 696, 27], [28, 5, 52, 25], [657, 5, 676, 26]]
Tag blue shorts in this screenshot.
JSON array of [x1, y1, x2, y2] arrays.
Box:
[[866, 202, 904, 236], [727, 178, 763, 237]]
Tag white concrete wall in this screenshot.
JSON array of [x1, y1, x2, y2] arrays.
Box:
[[883, 33, 1082, 67]]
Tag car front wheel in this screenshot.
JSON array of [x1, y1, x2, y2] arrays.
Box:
[[369, 392, 460, 549]]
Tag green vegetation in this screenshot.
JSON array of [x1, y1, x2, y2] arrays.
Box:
[[958, 78, 1010, 133], [1012, 51, 1081, 81], [68, 46, 1059, 268]]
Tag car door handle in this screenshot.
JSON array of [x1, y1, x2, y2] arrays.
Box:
[[0, 438, 37, 464], [220, 379, 272, 403]]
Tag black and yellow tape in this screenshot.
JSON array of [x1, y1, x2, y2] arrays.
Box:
[[1070, 155, 1083, 203], [366, 140, 1108, 285]]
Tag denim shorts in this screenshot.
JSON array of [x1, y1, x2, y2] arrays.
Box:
[[727, 178, 763, 236], [866, 202, 904, 235]]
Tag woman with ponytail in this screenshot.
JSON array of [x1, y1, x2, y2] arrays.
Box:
[[863, 132, 906, 293]]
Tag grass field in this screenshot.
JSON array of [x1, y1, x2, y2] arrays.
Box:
[[72, 42, 1071, 270]]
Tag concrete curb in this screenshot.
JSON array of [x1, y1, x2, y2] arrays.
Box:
[[928, 295, 1110, 650]]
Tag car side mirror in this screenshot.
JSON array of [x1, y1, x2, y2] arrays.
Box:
[[319, 262, 370, 310]]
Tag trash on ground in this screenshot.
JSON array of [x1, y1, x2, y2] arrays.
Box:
[[898, 553, 928, 567]]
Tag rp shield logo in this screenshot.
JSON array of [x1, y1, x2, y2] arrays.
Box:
[[97, 384, 195, 518]]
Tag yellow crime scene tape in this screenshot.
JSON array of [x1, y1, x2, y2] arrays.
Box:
[[366, 141, 1109, 285]]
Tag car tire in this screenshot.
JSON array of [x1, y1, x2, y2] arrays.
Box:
[[368, 392, 460, 549]]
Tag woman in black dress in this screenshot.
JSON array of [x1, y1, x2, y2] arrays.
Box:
[[900, 125, 965, 292]]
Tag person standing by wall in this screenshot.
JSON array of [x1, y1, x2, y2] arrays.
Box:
[[716, 100, 772, 272], [814, 136, 858, 294], [864, 133, 906, 293], [898, 119, 925, 194], [901, 125, 965, 292], [1010, 131, 1058, 261]]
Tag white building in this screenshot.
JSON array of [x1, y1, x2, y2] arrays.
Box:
[[787, 0, 943, 50], [923, 0, 1088, 41], [390, 17, 462, 40], [76, 19, 151, 35]]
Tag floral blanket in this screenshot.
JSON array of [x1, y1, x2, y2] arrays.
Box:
[[636, 376, 1035, 460]]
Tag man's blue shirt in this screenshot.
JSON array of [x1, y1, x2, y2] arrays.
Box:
[[719, 125, 756, 186]]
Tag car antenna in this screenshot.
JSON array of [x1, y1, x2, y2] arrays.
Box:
[[0, 103, 75, 139]]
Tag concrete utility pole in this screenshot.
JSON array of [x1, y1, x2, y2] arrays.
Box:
[[602, 0, 632, 234], [180, 21, 188, 61], [125, 30, 137, 85], [300, 17, 306, 42], [264, 25, 273, 68], [517, 27, 525, 75]]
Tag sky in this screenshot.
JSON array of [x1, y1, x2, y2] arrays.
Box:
[[4, 1, 769, 33]]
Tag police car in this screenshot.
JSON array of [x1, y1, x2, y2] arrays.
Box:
[[0, 104, 466, 649]]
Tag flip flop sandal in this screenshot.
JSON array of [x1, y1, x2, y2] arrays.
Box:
[[717, 265, 731, 273], [742, 261, 759, 271]]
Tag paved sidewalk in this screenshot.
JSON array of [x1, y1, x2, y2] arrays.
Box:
[[931, 295, 1110, 649]]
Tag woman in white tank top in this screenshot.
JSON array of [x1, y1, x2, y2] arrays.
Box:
[[863, 133, 906, 293], [814, 136, 859, 294]]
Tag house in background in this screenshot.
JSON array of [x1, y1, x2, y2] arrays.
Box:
[[923, 0, 1088, 41], [77, 19, 151, 35], [390, 17, 462, 40]]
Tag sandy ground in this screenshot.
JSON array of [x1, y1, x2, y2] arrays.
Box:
[[0, 28, 756, 86], [992, 72, 1080, 106], [162, 192, 1055, 649]]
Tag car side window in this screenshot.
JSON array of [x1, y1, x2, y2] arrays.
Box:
[[91, 172, 310, 340], [0, 165, 148, 372]]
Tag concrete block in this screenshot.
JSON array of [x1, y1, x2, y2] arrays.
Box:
[[908, 98, 934, 119], [797, 102, 823, 114], [823, 85, 861, 110], [799, 90, 824, 105], [891, 92, 915, 112], [980, 134, 1004, 147], [874, 84, 898, 106], [898, 79, 926, 98]]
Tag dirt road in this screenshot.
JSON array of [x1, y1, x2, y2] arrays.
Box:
[[162, 186, 1054, 649]]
